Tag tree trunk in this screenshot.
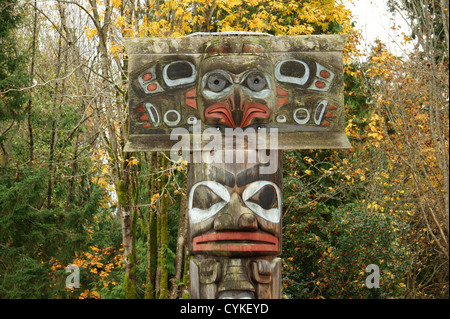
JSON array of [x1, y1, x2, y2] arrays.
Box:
[[65, 132, 79, 211], [27, 0, 38, 168], [47, 31, 64, 208], [119, 153, 137, 299], [169, 181, 187, 299], [145, 152, 158, 299], [159, 153, 169, 299]]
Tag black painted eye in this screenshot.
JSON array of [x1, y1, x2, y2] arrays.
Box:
[[275, 59, 315, 87], [242, 181, 281, 223], [206, 73, 231, 92], [192, 185, 223, 210], [280, 61, 306, 78], [189, 181, 230, 224], [248, 185, 278, 210], [163, 60, 197, 87], [166, 61, 193, 80], [245, 72, 267, 92]]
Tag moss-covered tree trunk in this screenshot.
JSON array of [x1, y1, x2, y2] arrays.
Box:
[[154, 152, 162, 298], [159, 152, 169, 299], [181, 250, 191, 299], [145, 152, 158, 299], [118, 152, 137, 299], [170, 179, 187, 299]]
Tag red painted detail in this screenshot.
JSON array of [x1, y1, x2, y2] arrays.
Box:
[[142, 73, 152, 81], [140, 114, 149, 121], [136, 105, 145, 113], [240, 102, 270, 128], [205, 100, 269, 128], [321, 120, 330, 126], [185, 88, 196, 98], [147, 83, 157, 91], [185, 98, 197, 109], [205, 103, 235, 128], [328, 104, 337, 110], [193, 232, 279, 252], [219, 46, 229, 53], [208, 46, 229, 54], [320, 70, 331, 79], [276, 86, 289, 108], [243, 45, 252, 53], [315, 81, 326, 89], [276, 97, 288, 108], [276, 87, 288, 96], [143, 123, 151, 128], [185, 88, 197, 109], [324, 111, 333, 118], [243, 45, 264, 53]]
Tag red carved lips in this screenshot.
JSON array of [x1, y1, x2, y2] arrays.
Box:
[[204, 102, 270, 128], [240, 102, 270, 128], [204, 102, 235, 128], [192, 232, 278, 253]]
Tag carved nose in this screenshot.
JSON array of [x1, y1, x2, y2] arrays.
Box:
[[238, 212, 258, 231], [228, 88, 245, 127], [214, 193, 257, 231]]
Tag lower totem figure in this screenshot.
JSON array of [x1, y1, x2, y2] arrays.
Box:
[[187, 149, 282, 299]]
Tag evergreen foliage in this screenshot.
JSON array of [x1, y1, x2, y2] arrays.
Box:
[[0, 0, 29, 122], [0, 0, 447, 299]]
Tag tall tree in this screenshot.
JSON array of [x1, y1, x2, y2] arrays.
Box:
[[365, 0, 449, 297], [0, 0, 30, 167]]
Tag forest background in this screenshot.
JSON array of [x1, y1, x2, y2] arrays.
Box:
[[0, 0, 448, 299]]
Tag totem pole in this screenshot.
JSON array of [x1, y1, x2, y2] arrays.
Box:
[[124, 33, 349, 299]]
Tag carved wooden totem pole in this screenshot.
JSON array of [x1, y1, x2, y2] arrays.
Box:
[[124, 33, 349, 299]]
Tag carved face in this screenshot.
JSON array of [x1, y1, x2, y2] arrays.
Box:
[[196, 43, 277, 129], [129, 36, 343, 145], [187, 151, 282, 257]]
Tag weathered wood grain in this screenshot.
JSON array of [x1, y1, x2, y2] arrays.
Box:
[[124, 33, 351, 151]]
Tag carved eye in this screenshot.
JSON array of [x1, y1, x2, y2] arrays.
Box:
[[275, 59, 314, 87], [144, 103, 160, 127], [201, 70, 233, 99], [293, 107, 310, 125], [314, 100, 328, 125], [188, 181, 230, 224], [163, 60, 197, 87], [192, 185, 223, 210], [240, 70, 271, 98], [247, 184, 278, 210], [242, 181, 281, 223], [245, 71, 267, 92], [206, 73, 231, 92]]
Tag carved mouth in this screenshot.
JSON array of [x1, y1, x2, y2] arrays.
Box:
[[204, 101, 270, 129], [204, 103, 236, 128], [240, 102, 270, 128], [192, 232, 278, 252]]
